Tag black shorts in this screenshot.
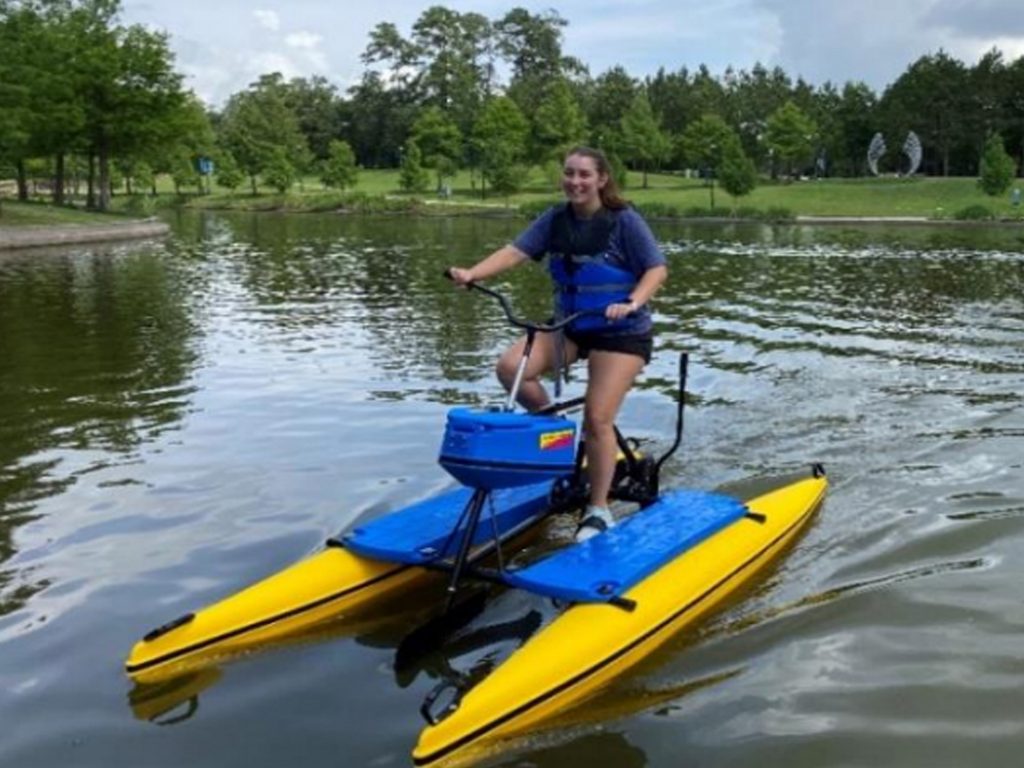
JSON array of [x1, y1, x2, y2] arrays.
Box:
[[564, 329, 653, 364]]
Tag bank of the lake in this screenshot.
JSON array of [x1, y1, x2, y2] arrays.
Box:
[[5, 174, 1024, 237], [0, 201, 170, 250]]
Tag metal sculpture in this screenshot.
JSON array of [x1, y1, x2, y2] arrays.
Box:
[[902, 131, 922, 175], [867, 132, 886, 176]]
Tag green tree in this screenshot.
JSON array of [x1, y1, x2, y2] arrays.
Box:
[[131, 160, 154, 194], [398, 140, 430, 193], [679, 114, 734, 170], [76, 11, 188, 210], [472, 96, 529, 198], [146, 93, 216, 195], [363, 7, 495, 140], [724, 63, 792, 166], [978, 133, 1016, 195], [345, 71, 418, 168], [1005, 56, 1024, 173], [169, 149, 199, 194], [680, 114, 741, 208], [764, 100, 818, 178], [410, 105, 462, 191], [320, 139, 359, 190], [0, 6, 32, 205], [3, 3, 86, 204], [496, 8, 578, 117], [834, 81, 878, 176], [214, 151, 244, 191], [219, 73, 310, 195], [284, 75, 345, 161], [880, 51, 970, 176], [586, 66, 637, 147], [410, 7, 494, 135], [532, 78, 587, 162], [262, 147, 296, 193], [619, 92, 670, 188], [717, 139, 758, 203]]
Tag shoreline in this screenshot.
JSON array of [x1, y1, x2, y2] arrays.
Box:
[[2, 211, 1022, 251], [0, 219, 171, 251]]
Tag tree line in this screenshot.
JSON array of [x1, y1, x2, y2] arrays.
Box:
[[3, 2, 1023, 211]]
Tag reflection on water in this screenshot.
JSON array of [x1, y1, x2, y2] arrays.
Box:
[[1, 211, 1023, 767]]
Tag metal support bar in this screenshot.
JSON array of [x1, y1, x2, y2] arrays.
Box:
[[505, 328, 536, 411], [443, 489, 488, 611]]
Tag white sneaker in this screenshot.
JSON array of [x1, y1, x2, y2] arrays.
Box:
[[575, 505, 615, 543]]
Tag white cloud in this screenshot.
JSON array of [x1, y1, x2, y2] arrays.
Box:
[[122, 0, 1024, 108], [253, 9, 280, 32], [285, 32, 323, 50]]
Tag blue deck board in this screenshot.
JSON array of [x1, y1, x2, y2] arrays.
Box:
[[343, 481, 553, 565], [504, 489, 748, 602]]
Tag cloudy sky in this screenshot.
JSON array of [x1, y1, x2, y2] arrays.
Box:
[[121, 0, 1024, 107]]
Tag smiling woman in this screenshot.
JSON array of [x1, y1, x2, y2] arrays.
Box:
[[448, 145, 668, 541]]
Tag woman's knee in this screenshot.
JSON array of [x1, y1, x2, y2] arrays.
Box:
[[583, 408, 616, 438], [496, 347, 526, 388], [495, 356, 514, 387]]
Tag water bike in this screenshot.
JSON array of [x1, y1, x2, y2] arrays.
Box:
[[125, 276, 828, 766]]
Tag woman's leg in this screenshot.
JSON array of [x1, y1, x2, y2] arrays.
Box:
[[496, 333, 578, 412], [583, 350, 645, 507]]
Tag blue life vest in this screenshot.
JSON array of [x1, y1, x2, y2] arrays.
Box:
[[547, 204, 643, 334]]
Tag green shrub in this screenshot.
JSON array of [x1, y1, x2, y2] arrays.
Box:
[[954, 204, 994, 221], [978, 134, 1016, 196], [631, 201, 680, 218], [124, 194, 156, 216], [519, 199, 562, 219], [763, 206, 796, 221], [682, 205, 716, 218]]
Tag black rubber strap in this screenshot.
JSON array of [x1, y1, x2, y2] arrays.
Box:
[[576, 515, 609, 536]]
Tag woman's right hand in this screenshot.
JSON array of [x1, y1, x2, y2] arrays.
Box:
[[448, 267, 475, 286]]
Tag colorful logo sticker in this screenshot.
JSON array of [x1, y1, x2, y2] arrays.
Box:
[[539, 429, 574, 451]]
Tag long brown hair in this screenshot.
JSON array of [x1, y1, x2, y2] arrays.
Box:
[[565, 146, 629, 210]]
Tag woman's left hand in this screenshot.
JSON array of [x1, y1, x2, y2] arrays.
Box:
[[605, 300, 638, 321]]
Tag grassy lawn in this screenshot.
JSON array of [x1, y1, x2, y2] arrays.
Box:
[[5, 170, 1023, 221], [0, 199, 138, 228], [194, 169, 1022, 219]]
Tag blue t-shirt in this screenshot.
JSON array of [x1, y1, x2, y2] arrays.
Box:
[[513, 205, 666, 276], [512, 205, 666, 336]]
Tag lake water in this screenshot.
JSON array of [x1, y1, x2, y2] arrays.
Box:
[[1, 211, 1023, 767]]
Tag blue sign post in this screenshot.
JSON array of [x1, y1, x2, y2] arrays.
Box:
[[196, 157, 215, 195]]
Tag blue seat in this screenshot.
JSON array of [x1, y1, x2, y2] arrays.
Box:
[[343, 482, 553, 565], [504, 490, 747, 603]]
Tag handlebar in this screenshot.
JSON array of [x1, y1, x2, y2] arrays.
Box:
[[444, 268, 602, 333]]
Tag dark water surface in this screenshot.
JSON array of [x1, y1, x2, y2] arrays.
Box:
[[1, 212, 1022, 767]]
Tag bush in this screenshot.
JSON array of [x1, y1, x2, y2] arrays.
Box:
[[519, 199, 562, 219], [954, 204, 994, 221], [763, 206, 796, 222], [978, 134, 1016, 196], [124, 194, 156, 217], [682, 205, 716, 218], [320, 140, 359, 190], [631, 201, 680, 218]]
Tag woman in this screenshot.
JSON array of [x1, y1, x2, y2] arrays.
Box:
[[449, 146, 668, 541]]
